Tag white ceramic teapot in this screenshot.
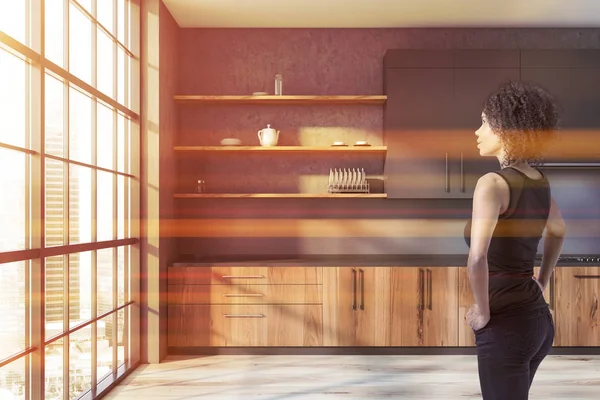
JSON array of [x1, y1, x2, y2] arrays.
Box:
[[257, 124, 279, 146]]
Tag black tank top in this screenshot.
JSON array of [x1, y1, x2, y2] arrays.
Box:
[[464, 167, 551, 316]]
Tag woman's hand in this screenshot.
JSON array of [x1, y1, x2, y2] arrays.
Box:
[[532, 276, 545, 292], [467, 304, 491, 332]]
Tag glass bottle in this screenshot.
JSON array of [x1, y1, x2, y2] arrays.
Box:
[[274, 74, 283, 95]]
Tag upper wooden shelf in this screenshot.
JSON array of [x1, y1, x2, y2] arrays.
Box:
[[173, 193, 387, 199], [174, 146, 387, 153], [173, 95, 387, 105]]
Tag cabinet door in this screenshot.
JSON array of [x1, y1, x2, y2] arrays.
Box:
[[458, 267, 475, 346], [384, 68, 455, 198], [389, 267, 459, 346], [322, 267, 391, 346], [322, 267, 358, 346], [521, 66, 600, 163], [355, 267, 391, 346], [554, 267, 600, 347], [389, 267, 422, 346], [423, 267, 459, 346], [453, 67, 520, 198]]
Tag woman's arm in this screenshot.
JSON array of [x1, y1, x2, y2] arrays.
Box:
[[467, 173, 504, 320], [537, 197, 566, 290]]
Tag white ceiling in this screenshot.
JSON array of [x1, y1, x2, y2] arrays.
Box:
[[162, 0, 600, 28]]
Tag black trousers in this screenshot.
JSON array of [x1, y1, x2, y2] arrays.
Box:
[[475, 307, 555, 400]]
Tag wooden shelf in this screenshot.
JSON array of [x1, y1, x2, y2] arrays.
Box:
[[174, 145, 387, 153], [173, 193, 387, 199], [173, 95, 387, 105]]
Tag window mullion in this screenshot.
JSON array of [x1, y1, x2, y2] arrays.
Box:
[[90, 0, 99, 397], [30, 0, 46, 398]]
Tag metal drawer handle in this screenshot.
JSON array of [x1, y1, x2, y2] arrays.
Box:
[[222, 275, 265, 279], [418, 268, 424, 310], [352, 268, 357, 311], [223, 314, 265, 318], [223, 293, 264, 297], [445, 153, 449, 192], [574, 275, 600, 279], [426, 268, 432, 310], [460, 153, 465, 193], [359, 269, 365, 310], [549, 272, 555, 310]]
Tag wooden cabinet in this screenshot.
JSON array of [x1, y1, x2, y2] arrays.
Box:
[[323, 267, 392, 346], [554, 266, 600, 347], [383, 50, 518, 198], [389, 267, 459, 346], [167, 264, 599, 349], [168, 266, 323, 347], [323, 266, 458, 347], [384, 49, 600, 198]]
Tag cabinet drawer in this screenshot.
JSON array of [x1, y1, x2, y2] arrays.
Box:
[[168, 266, 322, 285], [168, 304, 323, 347], [168, 284, 323, 305]]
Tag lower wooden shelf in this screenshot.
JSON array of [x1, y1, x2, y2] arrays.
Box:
[[173, 193, 388, 199]]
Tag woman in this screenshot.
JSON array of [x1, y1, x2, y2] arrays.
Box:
[[464, 80, 567, 400]]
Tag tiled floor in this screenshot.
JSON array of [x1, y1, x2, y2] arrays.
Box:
[[104, 355, 600, 399]]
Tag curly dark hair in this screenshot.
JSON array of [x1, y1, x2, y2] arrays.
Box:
[[482, 80, 560, 167]]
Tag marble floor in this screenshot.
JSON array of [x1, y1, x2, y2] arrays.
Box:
[[104, 355, 600, 399]]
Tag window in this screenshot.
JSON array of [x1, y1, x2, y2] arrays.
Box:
[[0, 147, 27, 252], [0, 1, 140, 398], [0, 48, 27, 150], [0, 262, 27, 359]]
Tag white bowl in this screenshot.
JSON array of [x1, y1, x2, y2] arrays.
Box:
[[220, 138, 242, 146]]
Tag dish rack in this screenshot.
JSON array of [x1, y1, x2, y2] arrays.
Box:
[[327, 168, 370, 193]]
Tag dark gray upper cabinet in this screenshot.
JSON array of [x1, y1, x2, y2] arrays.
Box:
[[383, 49, 520, 199], [453, 66, 520, 198], [521, 50, 600, 163], [385, 68, 454, 129], [384, 67, 455, 198], [453, 49, 520, 68], [520, 49, 600, 68]]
